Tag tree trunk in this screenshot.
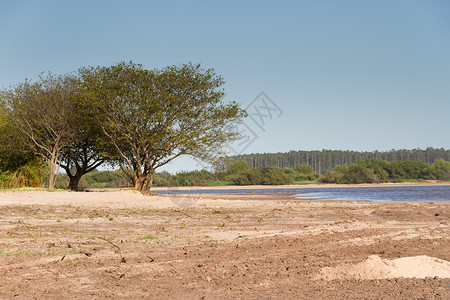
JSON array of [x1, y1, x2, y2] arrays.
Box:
[[48, 159, 57, 192], [68, 174, 83, 191], [143, 170, 156, 193], [133, 170, 156, 194], [48, 169, 56, 192], [133, 175, 147, 192], [48, 150, 62, 192]]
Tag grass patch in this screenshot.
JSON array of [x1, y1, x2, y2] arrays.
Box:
[[206, 180, 234, 187], [225, 214, 241, 223], [0, 250, 41, 256], [0, 187, 54, 192], [138, 235, 158, 240], [387, 178, 427, 183], [292, 180, 321, 185], [0, 248, 88, 257]]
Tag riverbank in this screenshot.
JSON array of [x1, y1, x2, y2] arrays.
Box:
[[152, 180, 450, 191], [0, 189, 448, 298]]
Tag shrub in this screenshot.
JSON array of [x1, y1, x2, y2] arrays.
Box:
[[0, 158, 46, 189], [321, 170, 343, 183], [233, 169, 263, 185], [341, 164, 378, 184], [227, 160, 250, 175], [430, 159, 450, 180], [261, 167, 293, 185]]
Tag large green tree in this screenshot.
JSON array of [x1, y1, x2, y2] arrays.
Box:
[[80, 62, 246, 192]]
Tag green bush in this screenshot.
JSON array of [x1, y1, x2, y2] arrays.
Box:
[[430, 159, 450, 180], [261, 167, 293, 185], [322, 170, 343, 183], [321, 164, 348, 183], [341, 164, 378, 184], [294, 164, 317, 181], [55, 169, 132, 189], [0, 158, 46, 189], [386, 160, 432, 180], [233, 169, 263, 185], [227, 160, 249, 175]]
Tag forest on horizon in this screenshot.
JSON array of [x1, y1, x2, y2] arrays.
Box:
[[52, 147, 450, 189], [224, 147, 450, 175]]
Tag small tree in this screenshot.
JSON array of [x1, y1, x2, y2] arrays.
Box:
[[59, 96, 106, 190], [80, 62, 246, 193], [227, 160, 250, 175], [3, 73, 79, 191], [430, 159, 450, 180], [295, 164, 316, 181], [0, 100, 37, 173]]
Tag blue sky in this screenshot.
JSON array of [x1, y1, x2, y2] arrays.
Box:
[[1, 0, 449, 172]]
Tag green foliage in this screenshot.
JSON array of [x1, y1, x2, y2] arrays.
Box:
[[386, 160, 432, 180], [154, 170, 217, 187], [430, 159, 450, 180], [174, 170, 214, 186], [294, 164, 317, 181], [335, 165, 349, 174], [3, 72, 82, 191], [233, 168, 263, 185], [322, 170, 344, 184], [295, 164, 314, 175], [49, 156, 448, 189], [341, 164, 378, 184], [0, 104, 47, 189], [0, 158, 47, 189], [230, 167, 292, 185], [0, 105, 39, 176], [2, 62, 245, 193], [320, 158, 450, 184], [261, 167, 293, 185], [282, 167, 297, 182], [80, 61, 246, 192], [153, 171, 175, 187], [56, 169, 132, 189], [228, 148, 450, 174], [357, 159, 390, 173], [139, 235, 158, 240], [375, 168, 389, 182], [227, 160, 249, 175]]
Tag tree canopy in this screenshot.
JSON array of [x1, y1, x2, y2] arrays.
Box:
[[3, 73, 81, 191], [1, 62, 246, 192], [78, 62, 246, 192]]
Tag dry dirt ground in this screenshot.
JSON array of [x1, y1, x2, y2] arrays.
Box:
[[0, 188, 449, 299]]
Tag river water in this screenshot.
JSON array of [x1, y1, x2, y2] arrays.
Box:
[[157, 185, 450, 202]]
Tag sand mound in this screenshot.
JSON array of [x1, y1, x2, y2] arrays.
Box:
[[316, 255, 450, 281]]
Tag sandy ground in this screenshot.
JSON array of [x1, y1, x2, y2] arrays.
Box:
[[0, 185, 449, 299]]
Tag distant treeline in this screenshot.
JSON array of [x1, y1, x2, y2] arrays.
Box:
[[154, 158, 450, 186], [48, 157, 450, 189], [55, 169, 132, 190], [322, 159, 450, 184], [225, 148, 450, 174], [3, 147, 450, 190]]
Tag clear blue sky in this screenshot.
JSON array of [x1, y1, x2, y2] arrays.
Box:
[[1, 0, 449, 172]]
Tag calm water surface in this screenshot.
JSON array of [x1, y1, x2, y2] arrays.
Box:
[[157, 185, 450, 202]]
